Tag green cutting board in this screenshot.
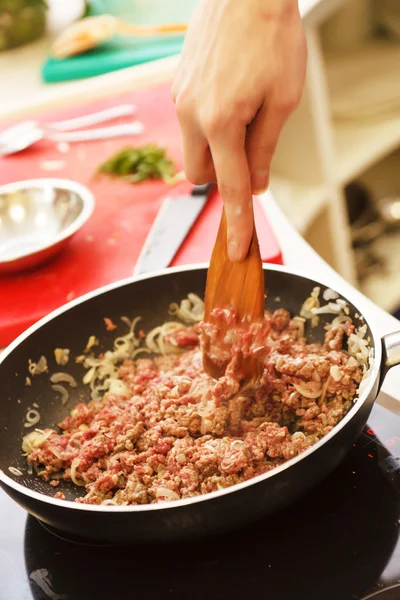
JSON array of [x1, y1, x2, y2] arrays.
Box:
[[42, 0, 197, 83]]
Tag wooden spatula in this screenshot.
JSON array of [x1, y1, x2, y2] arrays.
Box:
[[203, 208, 265, 381]]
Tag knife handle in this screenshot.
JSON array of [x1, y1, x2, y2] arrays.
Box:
[[192, 183, 215, 197]]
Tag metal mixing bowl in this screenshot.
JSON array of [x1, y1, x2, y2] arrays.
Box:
[[0, 179, 94, 274]]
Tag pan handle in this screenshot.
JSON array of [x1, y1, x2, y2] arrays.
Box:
[[378, 330, 400, 391]]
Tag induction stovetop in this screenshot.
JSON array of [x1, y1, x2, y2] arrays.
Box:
[[1, 399, 399, 600]]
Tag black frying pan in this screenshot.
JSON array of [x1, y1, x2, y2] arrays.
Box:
[[1, 264, 399, 544]]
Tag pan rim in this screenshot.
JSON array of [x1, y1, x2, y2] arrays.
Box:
[[0, 263, 382, 513]]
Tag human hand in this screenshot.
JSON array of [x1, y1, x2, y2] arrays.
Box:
[[172, 0, 307, 261]]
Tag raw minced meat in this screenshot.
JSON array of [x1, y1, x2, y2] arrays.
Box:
[[24, 309, 363, 505]]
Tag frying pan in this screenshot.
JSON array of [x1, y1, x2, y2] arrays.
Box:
[[1, 264, 399, 544]]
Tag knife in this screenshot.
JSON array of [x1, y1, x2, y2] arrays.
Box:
[[134, 183, 215, 275]]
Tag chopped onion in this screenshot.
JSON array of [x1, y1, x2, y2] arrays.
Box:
[[107, 379, 129, 396], [54, 348, 70, 366], [331, 315, 349, 330], [84, 335, 98, 353], [25, 376, 31, 387], [24, 409, 40, 428], [51, 384, 69, 405], [291, 432, 306, 441], [292, 316, 305, 338], [28, 356, 48, 376], [330, 365, 343, 382], [323, 288, 339, 301], [300, 287, 320, 327], [50, 372, 77, 388]]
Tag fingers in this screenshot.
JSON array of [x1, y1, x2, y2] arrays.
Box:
[[246, 101, 290, 194], [174, 93, 217, 184], [208, 123, 253, 262]]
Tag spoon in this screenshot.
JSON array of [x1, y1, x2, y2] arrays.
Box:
[[0, 105, 140, 157], [51, 14, 188, 59], [203, 207, 265, 381]]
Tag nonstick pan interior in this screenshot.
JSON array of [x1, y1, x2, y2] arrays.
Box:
[[0, 266, 371, 503]]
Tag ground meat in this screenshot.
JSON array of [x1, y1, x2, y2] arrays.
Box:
[[25, 310, 364, 505]]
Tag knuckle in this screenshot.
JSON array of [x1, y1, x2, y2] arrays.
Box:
[[171, 82, 179, 103], [184, 166, 208, 186], [276, 90, 302, 115], [201, 112, 223, 138], [174, 93, 191, 121]]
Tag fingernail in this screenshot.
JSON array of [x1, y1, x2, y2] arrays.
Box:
[[252, 169, 269, 194], [228, 240, 243, 262]]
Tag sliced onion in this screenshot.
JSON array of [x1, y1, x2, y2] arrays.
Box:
[[169, 293, 204, 323], [51, 384, 69, 405], [50, 372, 77, 388], [70, 458, 85, 486], [24, 409, 40, 428], [293, 383, 322, 399], [292, 316, 305, 338], [22, 430, 53, 453], [48, 446, 67, 460], [319, 378, 330, 404], [83, 366, 96, 385], [155, 487, 180, 500], [8, 466, 23, 476]]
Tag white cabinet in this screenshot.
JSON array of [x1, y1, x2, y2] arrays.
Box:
[[270, 0, 400, 311]]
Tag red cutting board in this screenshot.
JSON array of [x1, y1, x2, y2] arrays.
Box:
[[0, 83, 282, 347]]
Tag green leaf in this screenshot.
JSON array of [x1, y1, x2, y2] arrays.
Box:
[[97, 144, 176, 184]]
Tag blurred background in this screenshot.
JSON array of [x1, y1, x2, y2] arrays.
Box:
[[0, 0, 400, 320]]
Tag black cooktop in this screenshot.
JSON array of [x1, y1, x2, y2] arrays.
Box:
[[1, 401, 399, 600]]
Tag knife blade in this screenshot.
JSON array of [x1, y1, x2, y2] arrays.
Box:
[[134, 183, 214, 275]]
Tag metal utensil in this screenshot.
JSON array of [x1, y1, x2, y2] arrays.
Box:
[[0, 104, 137, 156], [0, 178, 94, 274], [134, 183, 215, 275]]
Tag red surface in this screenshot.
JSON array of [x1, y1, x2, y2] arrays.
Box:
[[0, 83, 282, 347]]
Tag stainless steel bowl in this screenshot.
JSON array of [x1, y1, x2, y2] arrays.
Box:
[[0, 179, 94, 274]]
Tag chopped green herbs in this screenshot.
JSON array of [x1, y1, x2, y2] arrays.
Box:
[[97, 144, 176, 183]]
